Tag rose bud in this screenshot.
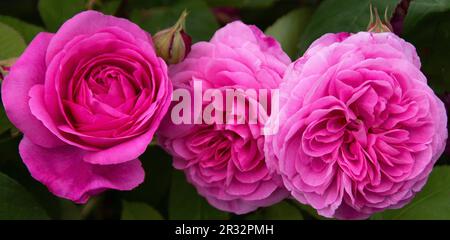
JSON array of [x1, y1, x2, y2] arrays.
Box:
[[153, 10, 192, 64], [0, 58, 16, 81], [367, 5, 393, 33]]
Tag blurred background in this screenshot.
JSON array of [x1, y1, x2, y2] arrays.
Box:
[[0, 0, 450, 220]]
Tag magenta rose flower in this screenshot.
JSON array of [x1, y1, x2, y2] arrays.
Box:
[[1, 11, 172, 203], [265, 32, 447, 219], [158, 21, 290, 214]]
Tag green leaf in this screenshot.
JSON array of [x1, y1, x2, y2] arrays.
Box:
[[0, 106, 12, 134], [122, 201, 163, 220], [265, 8, 312, 59], [0, 15, 45, 43], [245, 201, 303, 220], [38, 0, 86, 32], [399, 1, 450, 92], [57, 200, 82, 220], [169, 170, 229, 220], [206, 0, 276, 8], [403, 10, 450, 93], [121, 146, 172, 209], [275, 199, 330, 220], [0, 172, 49, 219], [99, 0, 122, 15], [0, 137, 82, 219], [298, 0, 398, 54], [127, 0, 180, 9], [130, 0, 219, 42], [0, 22, 26, 59], [375, 166, 450, 220], [86, 0, 122, 15], [403, 0, 450, 34]]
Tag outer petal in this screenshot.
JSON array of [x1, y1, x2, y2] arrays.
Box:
[[19, 137, 144, 203], [304, 32, 350, 57], [1, 33, 63, 148], [83, 130, 155, 164], [333, 202, 371, 220], [46, 10, 152, 64], [210, 21, 291, 65], [204, 186, 289, 214]]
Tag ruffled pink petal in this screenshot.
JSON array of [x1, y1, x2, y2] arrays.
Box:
[[29, 84, 168, 164], [1, 32, 64, 148], [19, 137, 144, 203], [46, 10, 152, 64], [83, 130, 155, 164], [266, 31, 447, 219], [159, 21, 290, 215]]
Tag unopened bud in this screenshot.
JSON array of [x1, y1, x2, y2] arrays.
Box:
[[367, 5, 393, 33], [153, 10, 192, 64], [0, 58, 16, 81]]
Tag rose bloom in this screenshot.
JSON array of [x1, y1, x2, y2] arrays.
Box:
[[1, 11, 172, 203], [265, 32, 447, 219], [158, 21, 290, 214]]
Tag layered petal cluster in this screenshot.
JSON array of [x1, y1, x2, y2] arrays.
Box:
[[158, 21, 290, 214], [2, 11, 172, 203], [265, 32, 447, 219]]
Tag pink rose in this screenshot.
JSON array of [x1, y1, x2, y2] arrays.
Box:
[[158, 21, 290, 214], [265, 32, 447, 219], [1, 11, 172, 203]]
